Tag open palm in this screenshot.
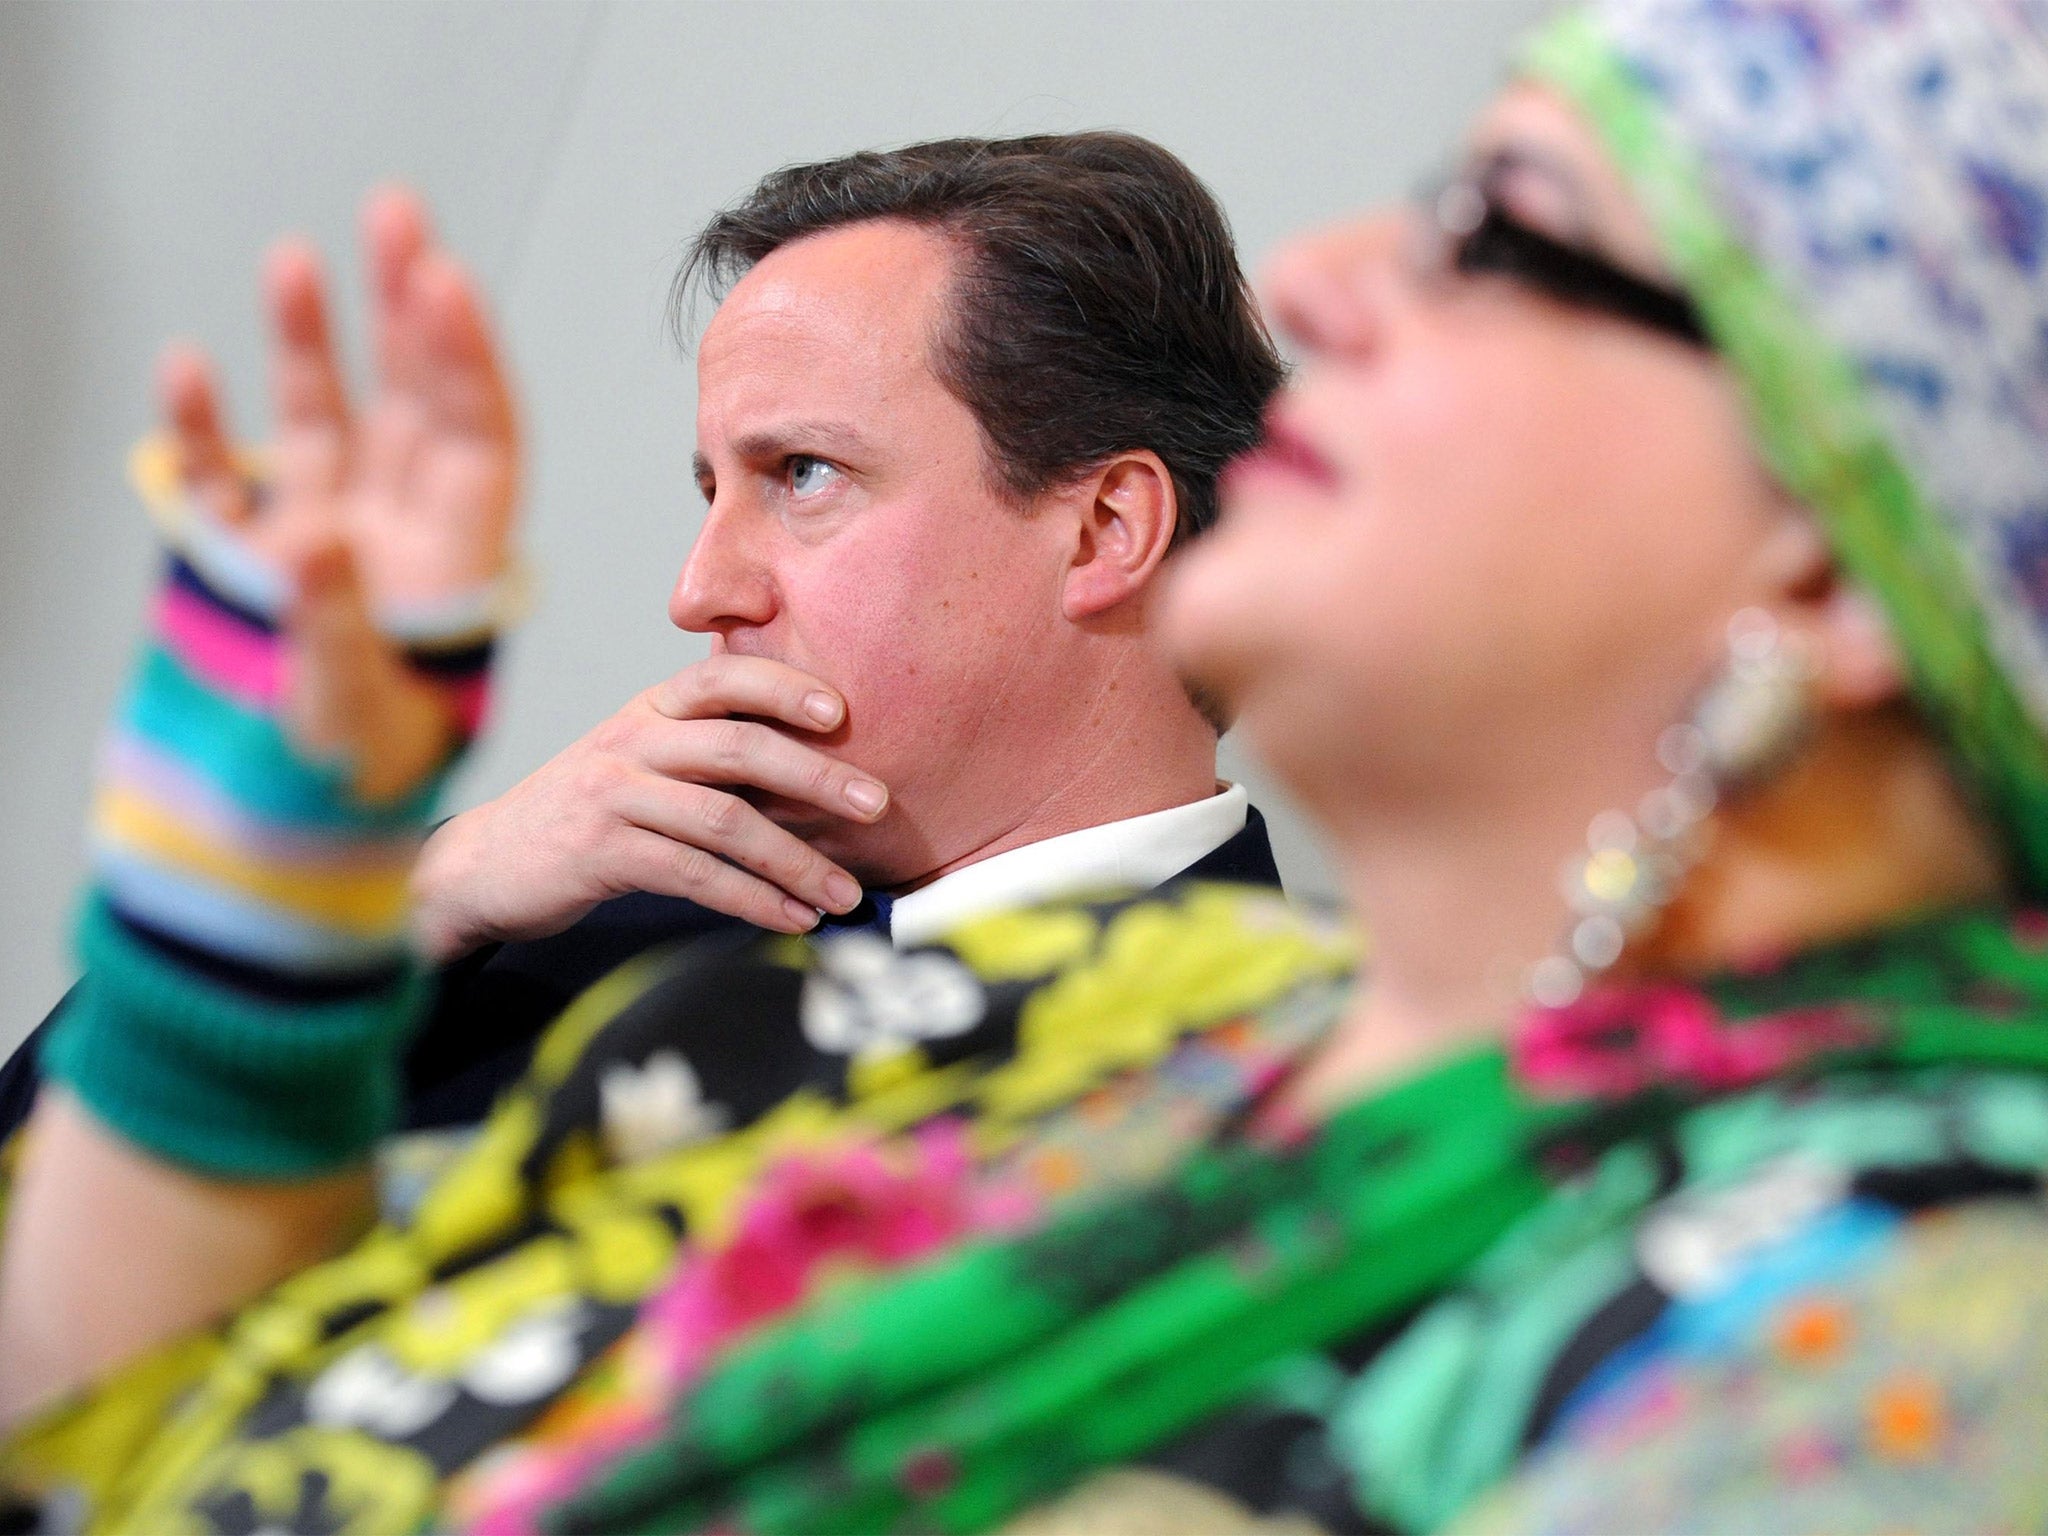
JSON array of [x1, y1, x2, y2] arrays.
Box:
[[163, 187, 517, 604], [159, 188, 520, 798]]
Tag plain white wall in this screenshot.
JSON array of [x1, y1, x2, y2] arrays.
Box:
[[0, 0, 1552, 1050]]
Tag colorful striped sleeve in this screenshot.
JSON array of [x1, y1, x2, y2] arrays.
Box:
[[43, 520, 495, 1179]]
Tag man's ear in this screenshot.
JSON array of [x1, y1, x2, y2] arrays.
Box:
[[1062, 451, 1178, 621], [1753, 514, 1907, 711]]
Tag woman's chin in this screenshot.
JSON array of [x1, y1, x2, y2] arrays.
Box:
[[1231, 663, 1379, 799], [1159, 575, 1281, 705]]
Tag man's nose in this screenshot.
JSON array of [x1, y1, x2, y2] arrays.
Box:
[[668, 502, 778, 633], [1259, 211, 1408, 360]]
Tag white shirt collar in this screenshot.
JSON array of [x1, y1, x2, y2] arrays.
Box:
[[888, 783, 1251, 948]]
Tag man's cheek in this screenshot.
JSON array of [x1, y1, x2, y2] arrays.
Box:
[[795, 665, 913, 787]]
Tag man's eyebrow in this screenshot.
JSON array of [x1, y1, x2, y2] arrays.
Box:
[[724, 420, 874, 462], [692, 421, 874, 498]]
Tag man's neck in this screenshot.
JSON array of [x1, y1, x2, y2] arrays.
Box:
[[889, 655, 1222, 896], [892, 747, 1220, 895]]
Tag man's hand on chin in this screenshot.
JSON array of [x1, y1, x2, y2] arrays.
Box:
[[410, 653, 890, 962]]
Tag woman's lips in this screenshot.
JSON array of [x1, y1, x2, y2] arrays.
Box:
[[1223, 415, 1340, 496]]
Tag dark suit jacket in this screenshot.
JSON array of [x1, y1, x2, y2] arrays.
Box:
[[0, 808, 1283, 1142]]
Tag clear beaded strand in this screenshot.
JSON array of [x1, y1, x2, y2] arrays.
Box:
[[1528, 608, 1814, 1008]]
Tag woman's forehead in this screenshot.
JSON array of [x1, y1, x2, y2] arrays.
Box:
[[1465, 83, 1676, 280]]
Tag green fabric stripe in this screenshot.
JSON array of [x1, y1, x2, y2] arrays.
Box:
[[44, 897, 425, 1178], [1524, 10, 2048, 893], [558, 1052, 1552, 1534], [121, 644, 445, 833], [553, 909, 2048, 1536]]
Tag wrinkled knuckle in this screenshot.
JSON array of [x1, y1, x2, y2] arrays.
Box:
[[659, 673, 705, 718], [698, 790, 744, 840], [588, 713, 637, 755], [785, 847, 827, 887], [667, 844, 717, 890], [572, 755, 624, 801], [710, 719, 754, 773]]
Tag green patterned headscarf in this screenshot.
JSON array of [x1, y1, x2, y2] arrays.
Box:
[[1526, 0, 2048, 886]]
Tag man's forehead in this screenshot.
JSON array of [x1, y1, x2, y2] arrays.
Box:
[[698, 221, 955, 393]]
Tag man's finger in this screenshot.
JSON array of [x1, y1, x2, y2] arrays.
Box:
[[640, 715, 889, 823], [649, 654, 847, 732], [263, 238, 352, 495], [619, 778, 864, 916], [616, 828, 822, 934], [157, 344, 257, 527]]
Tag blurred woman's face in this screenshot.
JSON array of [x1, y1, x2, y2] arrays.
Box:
[[1166, 86, 1791, 820]]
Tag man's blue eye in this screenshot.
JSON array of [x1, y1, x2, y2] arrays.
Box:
[[789, 456, 841, 498]]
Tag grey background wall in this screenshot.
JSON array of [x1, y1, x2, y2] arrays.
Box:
[[0, 0, 1551, 1052]]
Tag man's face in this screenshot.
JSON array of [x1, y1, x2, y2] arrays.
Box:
[[675, 220, 1082, 886]]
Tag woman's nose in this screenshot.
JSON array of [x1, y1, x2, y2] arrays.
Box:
[[1259, 210, 1411, 360]]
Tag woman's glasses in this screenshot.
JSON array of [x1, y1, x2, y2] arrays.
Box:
[[1415, 165, 1711, 350]]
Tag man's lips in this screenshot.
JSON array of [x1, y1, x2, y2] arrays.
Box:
[[1224, 415, 1340, 495]]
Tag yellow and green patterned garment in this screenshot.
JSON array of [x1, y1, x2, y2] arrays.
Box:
[[0, 881, 1356, 1535], [15, 892, 2048, 1536]]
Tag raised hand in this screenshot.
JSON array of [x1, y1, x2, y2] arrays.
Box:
[[157, 188, 519, 801], [410, 654, 891, 960]]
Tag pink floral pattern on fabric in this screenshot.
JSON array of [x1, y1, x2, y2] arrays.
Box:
[[651, 1118, 1036, 1353], [446, 971, 1344, 1536], [456, 1119, 1034, 1536], [1513, 985, 1874, 1103]]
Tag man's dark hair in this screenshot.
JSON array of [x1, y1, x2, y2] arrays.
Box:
[[676, 131, 1283, 550]]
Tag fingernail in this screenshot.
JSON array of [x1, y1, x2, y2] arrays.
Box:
[[804, 691, 843, 727], [825, 873, 862, 912], [783, 898, 820, 931], [845, 780, 887, 816]]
